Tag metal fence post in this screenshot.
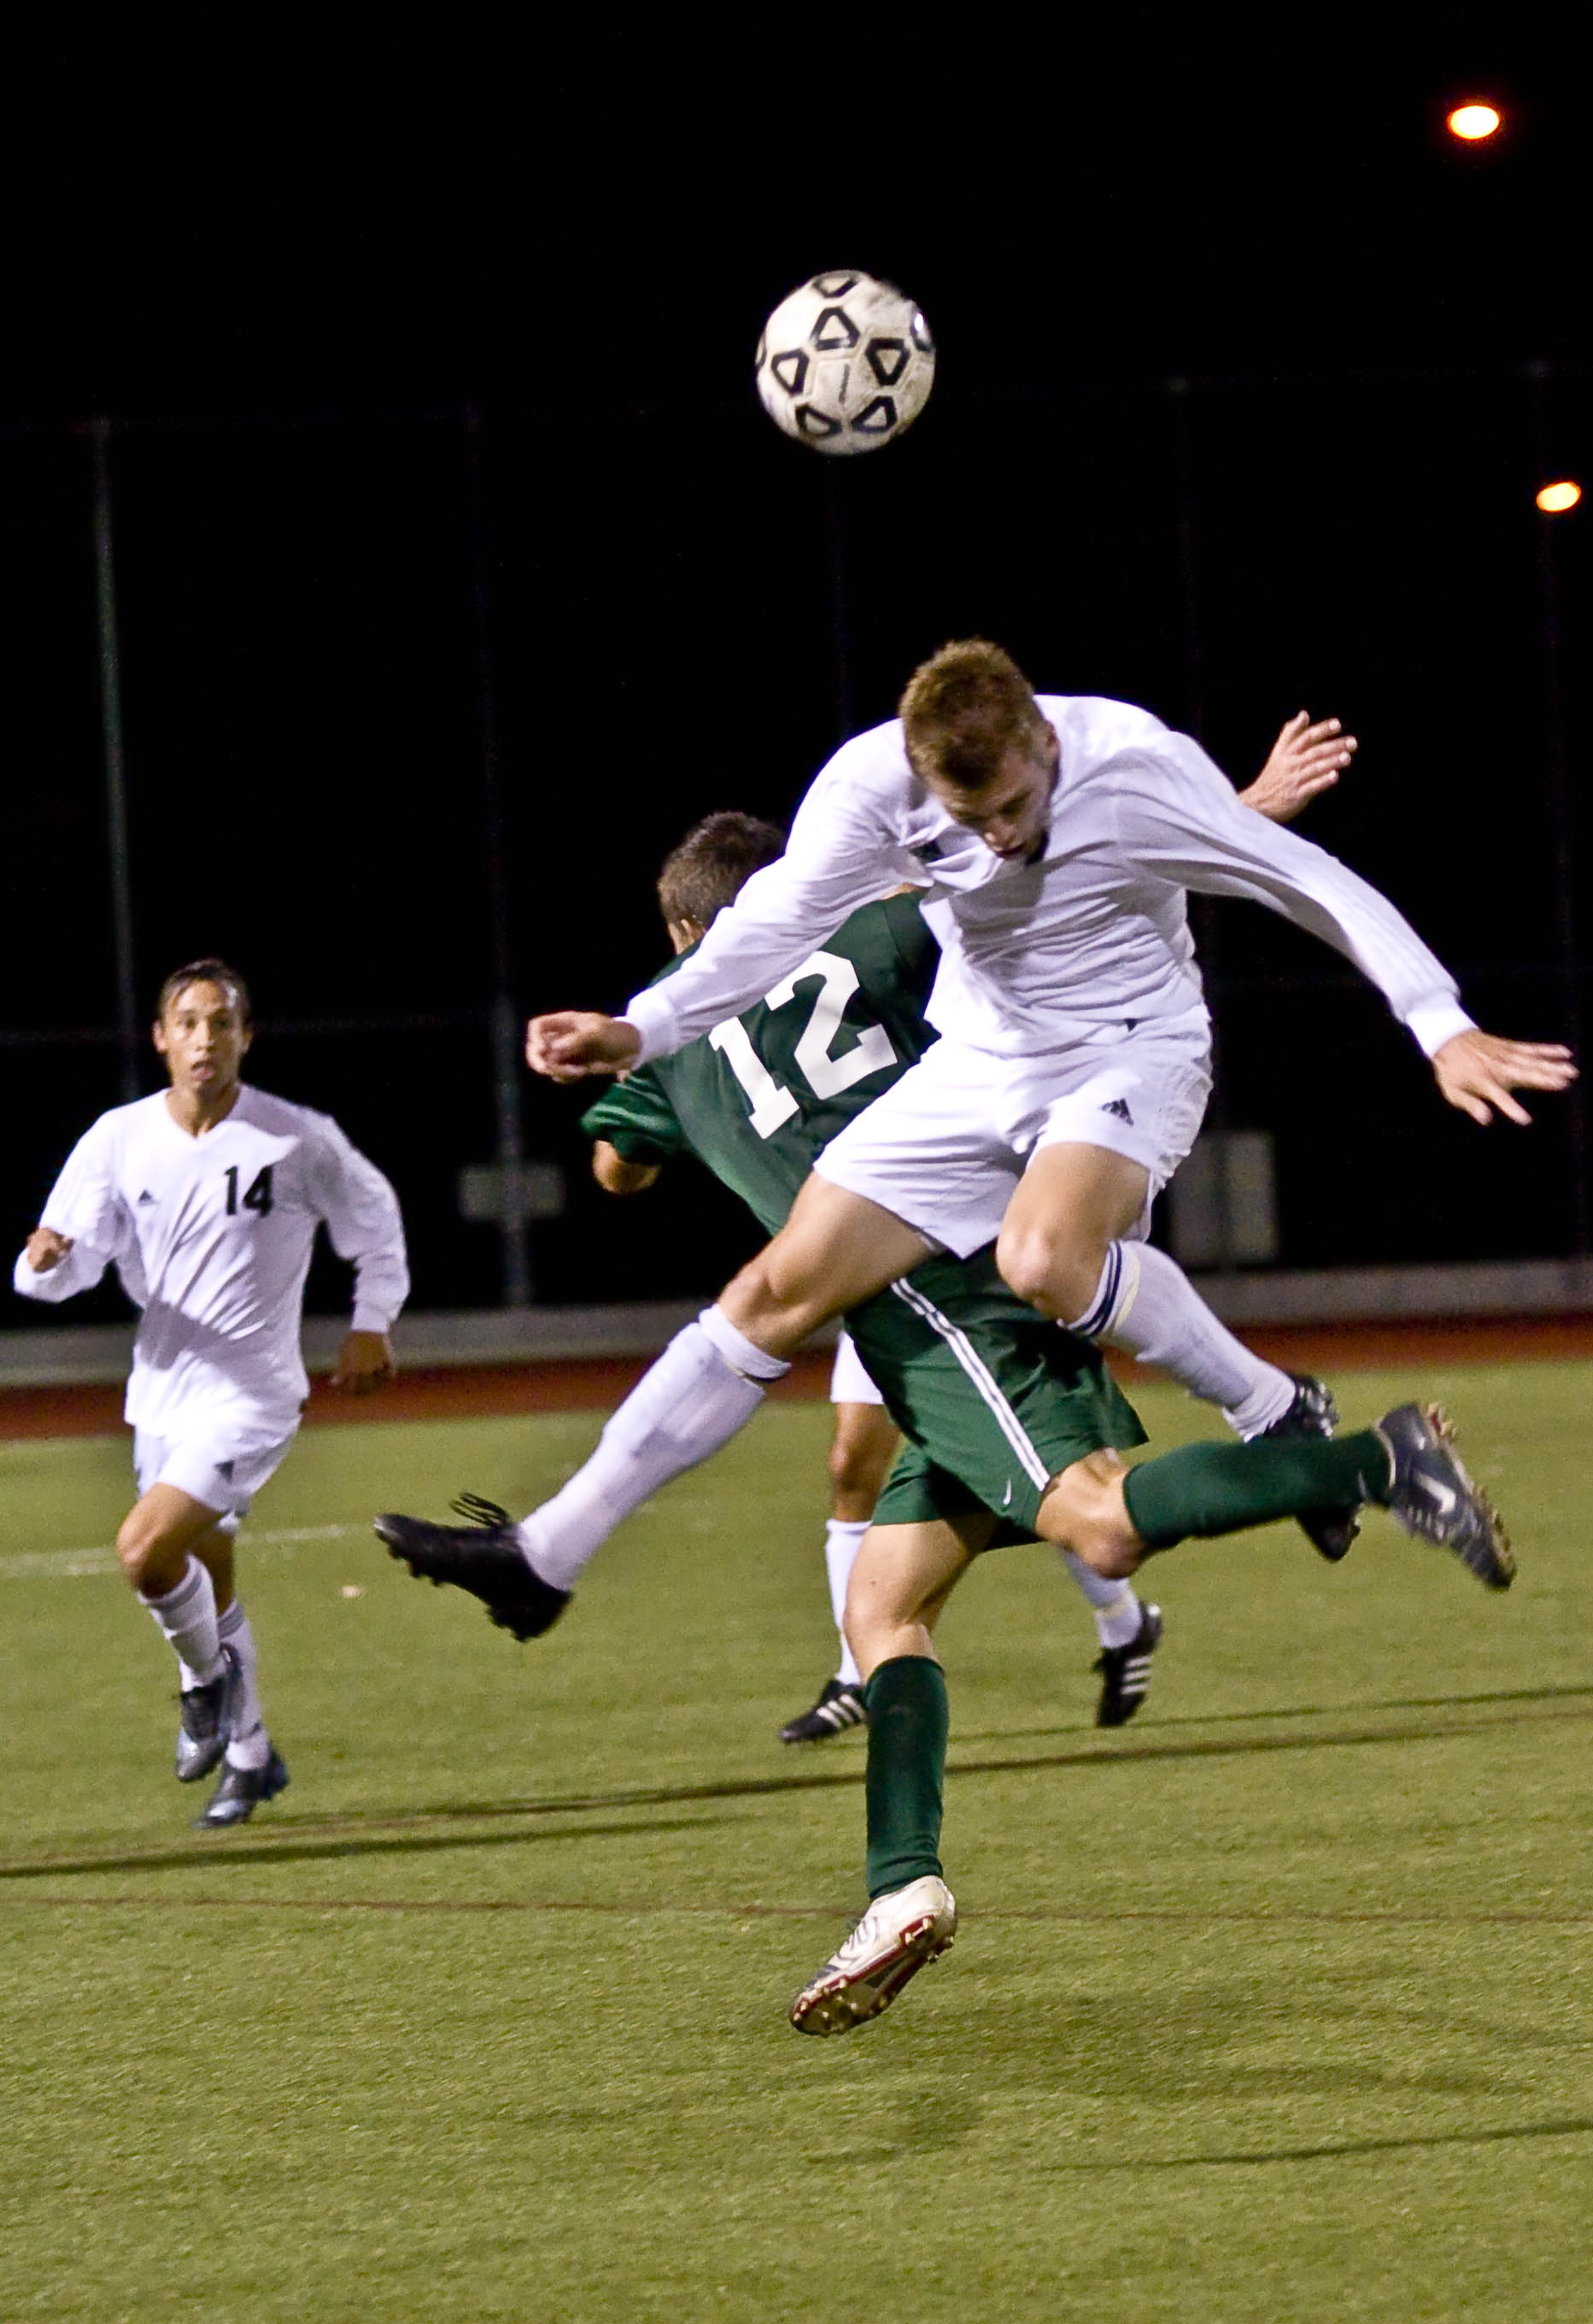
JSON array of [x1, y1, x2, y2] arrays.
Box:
[[465, 403, 532, 1306], [89, 416, 140, 1104], [1168, 374, 1240, 1268]]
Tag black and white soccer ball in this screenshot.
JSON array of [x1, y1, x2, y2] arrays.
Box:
[[755, 272, 934, 456]]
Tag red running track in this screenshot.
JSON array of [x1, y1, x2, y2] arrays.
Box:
[[4, 1318, 1593, 1443]]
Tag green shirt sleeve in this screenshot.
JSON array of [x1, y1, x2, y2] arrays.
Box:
[[580, 1065, 688, 1166], [880, 889, 940, 992]]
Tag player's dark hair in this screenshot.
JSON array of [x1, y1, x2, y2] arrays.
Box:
[[155, 958, 254, 1024], [899, 638, 1050, 790], [657, 813, 788, 932]]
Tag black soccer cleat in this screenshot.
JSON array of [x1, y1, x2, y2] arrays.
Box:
[[373, 1494, 571, 1641], [1259, 1371, 1361, 1563], [196, 1746, 290, 1828], [1093, 1603, 1163, 1728], [778, 1678, 869, 1745], [174, 1647, 242, 1782], [1376, 1403, 1515, 1590]]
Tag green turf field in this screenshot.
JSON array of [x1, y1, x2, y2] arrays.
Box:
[[3, 1364, 1591, 2322]]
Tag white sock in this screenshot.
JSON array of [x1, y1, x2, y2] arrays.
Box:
[[216, 1599, 271, 1770], [1057, 1550, 1144, 1646], [515, 1309, 789, 1592], [1069, 1241, 1294, 1435], [141, 1557, 224, 1684], [824, 1519, 869, 1687]]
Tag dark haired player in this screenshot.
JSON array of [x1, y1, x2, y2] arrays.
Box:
[[15, 960, 408, 1825], [583, 811, 1167, 1735]]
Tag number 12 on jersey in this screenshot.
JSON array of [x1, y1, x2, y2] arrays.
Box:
[[707, 951, 899, 1141], [224, 1164, 275, 1218]]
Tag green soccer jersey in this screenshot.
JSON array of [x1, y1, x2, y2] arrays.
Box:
[[582, 894, 1144, 1540], [581, 892, 940, 1239]]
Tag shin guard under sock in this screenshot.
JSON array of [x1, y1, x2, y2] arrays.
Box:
[[216, 1599, 270, 1771], [517, 1311, 788, 1590], [863, 1655, 949, 1898], [1069, 1241, 1294, 1434], [1057, 1550, 1143, 1646], [141, 1556, 224, 1685], [1122, 1429, 1391, 1552]]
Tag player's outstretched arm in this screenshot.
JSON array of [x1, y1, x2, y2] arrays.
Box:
[[1432, 1030, 1578, 1126], [1238, 713, 1357, 825], [526, 1012, 642, 1083]]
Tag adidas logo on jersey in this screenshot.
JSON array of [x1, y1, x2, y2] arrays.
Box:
[[1102, 1098, 1134, 1124], [138, 1190, 157, 1205]]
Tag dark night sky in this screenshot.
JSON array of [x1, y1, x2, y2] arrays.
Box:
[[3, 50, 1589, 1318]]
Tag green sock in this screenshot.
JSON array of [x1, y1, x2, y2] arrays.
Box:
[[1122, 1429, 1392, 1552], [863, 1655, 949, 1899]]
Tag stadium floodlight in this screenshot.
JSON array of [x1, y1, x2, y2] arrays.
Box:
[[1536, 481, 1583, 515], [1447, 103, 1502, 140]]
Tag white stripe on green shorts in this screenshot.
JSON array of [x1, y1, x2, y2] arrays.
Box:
[[888, 1277, 1052, 1491]]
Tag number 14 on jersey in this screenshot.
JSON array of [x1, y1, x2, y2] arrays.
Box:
[[224, 1164, 275, 1218]]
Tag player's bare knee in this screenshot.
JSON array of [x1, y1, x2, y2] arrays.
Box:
[[1080, 1523, 1142, 1580], [995, 1218, 1097, 1316], [1037, 1463, 1141, 1578], [994, 1221, 1048, 1309], [116, 1511, 178, 1595], [843, 1570, 898, 1664]]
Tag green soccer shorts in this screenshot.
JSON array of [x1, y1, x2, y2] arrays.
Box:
[[843, 1247, 1145, 1547]]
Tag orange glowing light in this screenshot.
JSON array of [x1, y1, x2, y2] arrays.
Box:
[[1537, 481, 1583, 515], [1447, 103, 1501, 140]]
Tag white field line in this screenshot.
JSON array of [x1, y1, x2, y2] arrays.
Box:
[[0, 1522, 362, 1582]]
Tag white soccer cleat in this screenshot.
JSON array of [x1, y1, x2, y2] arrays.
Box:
[[789, 1875, 957, 2036]]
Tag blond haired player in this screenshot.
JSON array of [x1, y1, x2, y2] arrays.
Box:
[[525, 646, 1570, 1495], [15, 960, 408, 1826]]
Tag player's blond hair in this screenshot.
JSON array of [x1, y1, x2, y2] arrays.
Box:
[[899, 639, 1048, 790]]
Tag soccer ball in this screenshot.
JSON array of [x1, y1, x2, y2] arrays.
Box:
[[755, 272, 934, 456]]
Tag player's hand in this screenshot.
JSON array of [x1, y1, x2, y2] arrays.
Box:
[[1239, 713, 1357, 824], [24, 1227, 73, 1273], [1432, 1030, 1578, 1125], [525, 1012, 642, 1083], [591, 1141, 663, 1197], [331, 1329, 395, 1394]]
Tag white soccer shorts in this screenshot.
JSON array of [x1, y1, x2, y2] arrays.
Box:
[[134, 1423, 296, 1521], [813, 1011, 1213, 1259], [829, 1328, 885, 1407]]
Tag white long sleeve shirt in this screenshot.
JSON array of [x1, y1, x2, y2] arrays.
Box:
[[623, 695, 1473, 1067], [12, 1086, 409, 1438]]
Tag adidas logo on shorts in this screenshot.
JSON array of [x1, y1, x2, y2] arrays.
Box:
[[1103, 1098, 1134, 1124]]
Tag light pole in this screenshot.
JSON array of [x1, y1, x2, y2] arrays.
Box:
[[1526, 360, 1587, 1253], [88, 416, 140, 1106]]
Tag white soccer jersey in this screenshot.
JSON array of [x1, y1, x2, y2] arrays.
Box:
[[12, 1086, 409, 1438], [622, 695, 1475, 1067]]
